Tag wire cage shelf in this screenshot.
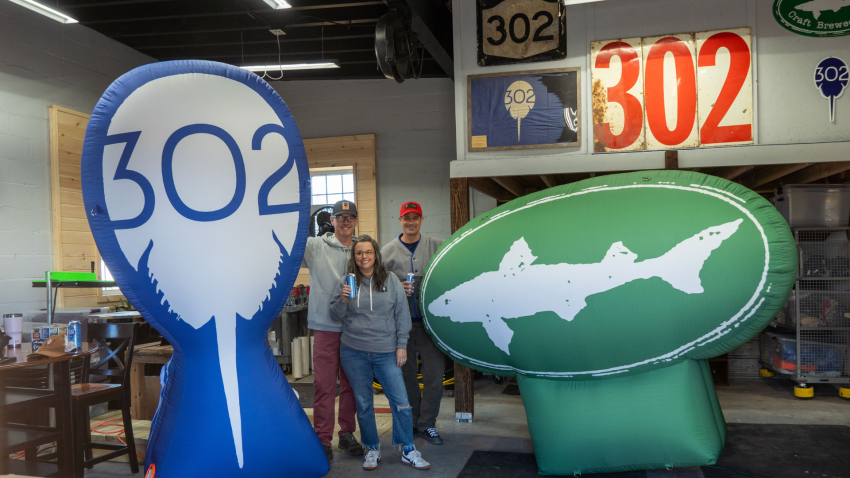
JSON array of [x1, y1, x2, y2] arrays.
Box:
[[761, 227, 850, 385]]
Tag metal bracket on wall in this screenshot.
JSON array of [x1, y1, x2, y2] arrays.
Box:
[[456, 412, 473, 423]]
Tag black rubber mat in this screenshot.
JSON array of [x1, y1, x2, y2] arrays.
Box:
[[289, 382, 338, 408], [457, 424, 850, 478], [502, 384, 520, 395], [710, 423, 850, 478]]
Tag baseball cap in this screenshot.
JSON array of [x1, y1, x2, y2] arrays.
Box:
[[332, 200, 358, 217], [32, 334, 72, 357], [399, 201, 423, 217]]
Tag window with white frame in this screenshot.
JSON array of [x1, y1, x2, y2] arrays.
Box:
[[100, 259, 120, 293], [311, 172, 355, 205]]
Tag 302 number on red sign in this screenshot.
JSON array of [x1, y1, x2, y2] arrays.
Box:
[[591, 28, 753, 153]]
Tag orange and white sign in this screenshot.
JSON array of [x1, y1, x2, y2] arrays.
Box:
[[591, 38, 645, 152], [642, 33, 699, 150], [590, 28, 753, 152], [696, 28, 753, 147]]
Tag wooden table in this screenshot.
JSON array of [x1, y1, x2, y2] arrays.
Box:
[[130, 343, 173, 421], [1, 342, 99, 478]]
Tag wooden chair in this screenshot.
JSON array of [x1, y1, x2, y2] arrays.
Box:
[[71, 322, 140, 477], [3, 357, 89, 462]]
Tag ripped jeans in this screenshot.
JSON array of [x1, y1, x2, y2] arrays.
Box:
[[340, 344, 414, 448]]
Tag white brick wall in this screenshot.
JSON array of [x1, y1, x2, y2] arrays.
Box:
[[0, 2, 155, 316], [272, 78, 456, 247]]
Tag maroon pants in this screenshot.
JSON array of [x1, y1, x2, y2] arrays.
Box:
[[312, 330, 356, 446]]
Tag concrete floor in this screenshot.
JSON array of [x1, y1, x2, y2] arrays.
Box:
[[76, 376, 848, 477]]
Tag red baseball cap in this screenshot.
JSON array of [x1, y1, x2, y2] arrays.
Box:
[[399, 201, 423, 217]]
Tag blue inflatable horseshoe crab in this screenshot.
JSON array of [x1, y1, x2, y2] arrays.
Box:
[[81, 61, 327, 477], [422, 170, 797, 475]]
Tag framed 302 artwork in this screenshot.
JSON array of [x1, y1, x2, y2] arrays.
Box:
[[467, 68, 581, 152]]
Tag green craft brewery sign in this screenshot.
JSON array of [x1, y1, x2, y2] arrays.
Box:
[[773, 0, 850, 37]]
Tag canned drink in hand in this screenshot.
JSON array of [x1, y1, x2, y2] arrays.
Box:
[[405, 273, 415, 296], [346, 273, 357, 298]]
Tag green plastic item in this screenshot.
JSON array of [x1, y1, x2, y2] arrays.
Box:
[[421, 170, 797, 475], [47, 271, 97, 282], [32, 271, 99, 283], [519, 360, 725, 475]]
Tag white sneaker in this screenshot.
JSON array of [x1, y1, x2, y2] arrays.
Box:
[[401, 446, 430, 470], [363, 446, 381, 471]]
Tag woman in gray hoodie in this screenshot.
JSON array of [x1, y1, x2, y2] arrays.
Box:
[[330, 235, 431, 472]]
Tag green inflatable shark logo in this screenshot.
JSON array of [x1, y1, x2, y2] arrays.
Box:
[[430, 219, 743, 354], [421, 171, 796, 475]]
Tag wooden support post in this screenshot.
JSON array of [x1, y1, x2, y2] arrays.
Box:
[[130, 362, 147, 420], [665, 151, 679, 170], [450, 178, 474, 422]]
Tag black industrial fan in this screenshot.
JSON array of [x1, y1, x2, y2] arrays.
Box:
[[375, 11, 423, 83], [310, 206, 334, 237]]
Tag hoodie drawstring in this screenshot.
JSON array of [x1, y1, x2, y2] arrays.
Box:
[[356, 277, 373, 312]]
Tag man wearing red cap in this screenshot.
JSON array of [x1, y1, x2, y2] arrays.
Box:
[[381, 201, 446, 445]]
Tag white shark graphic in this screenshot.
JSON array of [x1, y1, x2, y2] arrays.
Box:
[[428, 219, 743, 354], [795, 0, 849, 19]]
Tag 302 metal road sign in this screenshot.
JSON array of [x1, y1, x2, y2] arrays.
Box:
[[591, 28, 754, 153]]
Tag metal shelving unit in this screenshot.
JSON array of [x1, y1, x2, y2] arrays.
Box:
[[762, 227, 850, 397]]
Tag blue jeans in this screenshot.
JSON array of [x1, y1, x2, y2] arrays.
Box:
[[340, 345, 414, 448]]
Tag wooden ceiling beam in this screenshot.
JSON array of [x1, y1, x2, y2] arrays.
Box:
[[492, 176, 525, 198], [781, 161, 850, 184], [757, 161, 850, 192], [739, 163, 810, 189], [540, 175, 558, 189], [712, 165, 754, 180], [467, 177, 515, 201]]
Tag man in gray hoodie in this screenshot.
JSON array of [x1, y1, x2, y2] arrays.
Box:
[[302, 199, 362, 459], [381, 201, 446, 445]]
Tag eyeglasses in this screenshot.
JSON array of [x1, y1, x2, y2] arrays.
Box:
[[355, 250, 375, 257], [335, 215, 357, 223]]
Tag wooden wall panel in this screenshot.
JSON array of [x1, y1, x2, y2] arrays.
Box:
[[297, 134, 377, 288], [49, 105, 122, 307]]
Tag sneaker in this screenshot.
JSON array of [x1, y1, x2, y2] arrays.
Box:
[[363, 447, 381, 471], [401, 446, 430, 470], [338, 432, 364, 456], [324, 445, 333, 460], [418, 428, 443, 445]]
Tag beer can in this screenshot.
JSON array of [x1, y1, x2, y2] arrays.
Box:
[[68, 321, 82, 349], [346, 273, 357, 298], [405, 273, 415, 296]]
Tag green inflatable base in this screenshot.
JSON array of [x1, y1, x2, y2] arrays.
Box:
[[517, 359, 726, 475]]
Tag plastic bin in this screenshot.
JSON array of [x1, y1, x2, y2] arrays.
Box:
[[772, 184, 850, 228], [760, 331, 849, 377]]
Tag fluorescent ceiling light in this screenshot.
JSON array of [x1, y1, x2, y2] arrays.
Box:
[[241, 62, 339, 72], [562, 0, 606, 4], [263, 0, 291, 9], [7, 0, 78, 23]]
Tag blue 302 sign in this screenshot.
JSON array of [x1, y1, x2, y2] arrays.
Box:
[[80, 60, 325, 478], [814, 57, 848, 122]]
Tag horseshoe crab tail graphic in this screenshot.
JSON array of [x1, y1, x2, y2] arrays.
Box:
[[215, 315, 244, 468]]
